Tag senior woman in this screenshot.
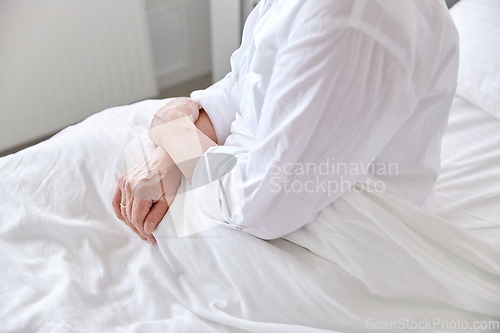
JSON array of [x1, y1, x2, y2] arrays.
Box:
[[113, 0, 458, 243]]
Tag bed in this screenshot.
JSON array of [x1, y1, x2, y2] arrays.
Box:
[[1, 0, 499, 332]]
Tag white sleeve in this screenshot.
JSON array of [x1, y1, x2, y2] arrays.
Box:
[[190, 71, 237, 145], [194, 27, 418, 240], [189, 2, 263, 145]]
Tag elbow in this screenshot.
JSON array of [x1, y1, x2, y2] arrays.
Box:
[[233, 201, 308, 240]]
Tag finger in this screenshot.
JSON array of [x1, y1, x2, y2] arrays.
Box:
[[126, 193, 146, 240], [125, 219, 147, 241], [121, 195, 146, 241], [112, 186, 125, 222], [125, 184, 153, 242], [131, 197, 156, 244], [124, 179, 133, 219], [115, 178, 147, 241], [120, 184, 146, 241], [120, 187, 128, 222], [122, 205, 147, 241], [144, 199, 170, 235]]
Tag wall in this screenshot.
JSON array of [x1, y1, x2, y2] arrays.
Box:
[[144, 0, 212, 89], [209, 0, 241, 83], [0, 0, 158, 153]]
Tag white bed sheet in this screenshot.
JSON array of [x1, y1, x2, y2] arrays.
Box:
[[0, 96, 499, 332], [435, 96, 500, 246]]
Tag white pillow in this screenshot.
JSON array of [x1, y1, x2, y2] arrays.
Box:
[[450, 0, 500, 120]]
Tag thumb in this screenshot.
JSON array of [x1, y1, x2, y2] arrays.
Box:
[[144, 199, 170, 234]]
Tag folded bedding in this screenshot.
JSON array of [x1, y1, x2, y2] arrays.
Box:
[[0, 95, 499, 332]]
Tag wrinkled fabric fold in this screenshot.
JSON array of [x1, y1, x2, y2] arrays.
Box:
[[1, 97, 499, 332]]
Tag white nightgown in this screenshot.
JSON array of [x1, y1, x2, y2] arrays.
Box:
[[190, 0, 459, 239]]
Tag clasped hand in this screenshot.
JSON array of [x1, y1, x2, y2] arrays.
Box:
[[112, 98, 200, 243]]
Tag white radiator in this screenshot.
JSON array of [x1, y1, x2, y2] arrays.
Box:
[[0, 0, 158, 152]]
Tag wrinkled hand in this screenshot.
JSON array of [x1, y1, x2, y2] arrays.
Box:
[[150, 97, 200, 133], [112, 147, 181, 243]]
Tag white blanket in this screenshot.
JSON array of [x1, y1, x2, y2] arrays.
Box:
[[1, 98, 499, 332]]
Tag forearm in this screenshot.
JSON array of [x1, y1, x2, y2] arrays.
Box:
[[151, 110, 216, 165], [149, 106, 218, 182], [195, 109, 218, 144]]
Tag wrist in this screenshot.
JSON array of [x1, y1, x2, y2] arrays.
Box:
[[162, 109, 195, 123], [172, 97, 201, 122], [149, 113, 195, 147], [151, 147, 175, 168]]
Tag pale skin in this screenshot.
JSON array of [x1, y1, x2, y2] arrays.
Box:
[[111, 97, 217, 243]]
